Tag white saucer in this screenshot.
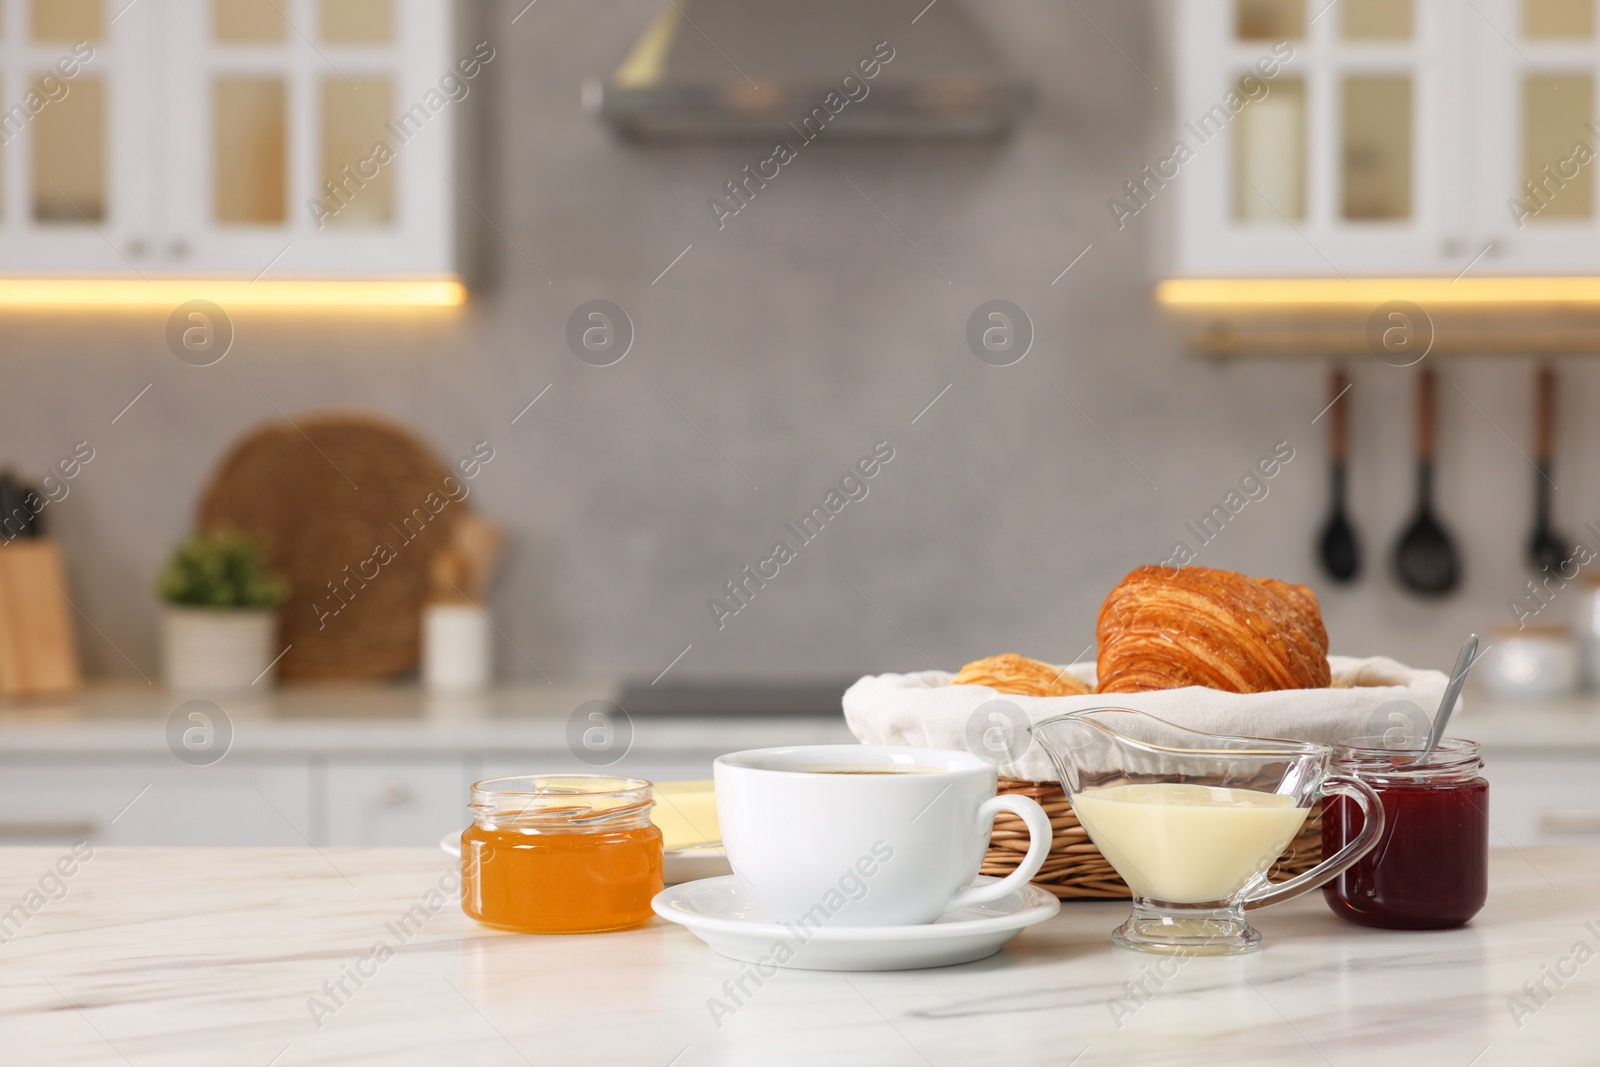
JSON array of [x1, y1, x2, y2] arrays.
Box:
[[438, 831, 732, 886], [652, 875, 1060, 971]]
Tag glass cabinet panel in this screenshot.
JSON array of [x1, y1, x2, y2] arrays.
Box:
[[1342, 76, 1413, 220], [321, 76, 394, 225], [31, 0, 102, 42], [1524, 0, 1595, 38], [32, 75, 105, 221], [214, 77, 286, 223], [321, 0, 392, 43], [1521, 73, 1594, 219], [1236, 0, 1304, 40], [214, 0, 285, 42], [1234, 77, 1306, 221], [1343, 0, 1413, 40]]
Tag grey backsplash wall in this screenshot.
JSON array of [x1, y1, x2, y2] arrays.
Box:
[[1, 0, 1592, 685]]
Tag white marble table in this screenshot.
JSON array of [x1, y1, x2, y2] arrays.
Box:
[[2, 847, 1596, 1066]]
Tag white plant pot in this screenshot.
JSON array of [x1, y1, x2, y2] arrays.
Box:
[[162, 607, 279, 691]]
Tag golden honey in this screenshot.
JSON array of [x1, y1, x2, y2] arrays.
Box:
[[460, 775, 663, 934]]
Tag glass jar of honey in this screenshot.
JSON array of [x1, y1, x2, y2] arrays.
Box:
[[1323, 738, 1488, 930], [461, 775, 664, 934]]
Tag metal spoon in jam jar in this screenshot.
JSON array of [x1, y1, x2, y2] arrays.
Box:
[[1421, 633, 1477, 764]]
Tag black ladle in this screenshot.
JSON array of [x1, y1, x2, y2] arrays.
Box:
[[1317, 366, 1361, 582], [1527, 363, 1569, 576], [1393, 367, 1461, 596]]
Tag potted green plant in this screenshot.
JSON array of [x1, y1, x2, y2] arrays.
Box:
[[158, 531, 289, 690]]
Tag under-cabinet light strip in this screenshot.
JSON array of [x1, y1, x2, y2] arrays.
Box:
[[1157, 277, 1600, 309], [0, 278, 467, 310]]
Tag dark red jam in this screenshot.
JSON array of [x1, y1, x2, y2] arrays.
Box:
[[1322, 739, 1488, 930]]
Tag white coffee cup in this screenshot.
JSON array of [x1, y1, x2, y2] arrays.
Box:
[[713, 745, 1053, 927]]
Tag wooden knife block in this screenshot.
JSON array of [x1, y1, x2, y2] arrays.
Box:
[[0, 540, 82, 696]]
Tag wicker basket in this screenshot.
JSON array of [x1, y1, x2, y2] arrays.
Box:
[[198, 412, 463, 682], [981, 777, 1325, 900]]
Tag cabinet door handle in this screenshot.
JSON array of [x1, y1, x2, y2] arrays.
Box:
[[0, 820, 97, 840], [1537, 810, 1600, 835]]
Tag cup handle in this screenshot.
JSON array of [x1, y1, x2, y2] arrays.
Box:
[[1239, 774, 1386, 911], [943, 794, 1054, 912]]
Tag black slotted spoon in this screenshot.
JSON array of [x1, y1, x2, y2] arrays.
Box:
[[1393, 367, 1461, 596]]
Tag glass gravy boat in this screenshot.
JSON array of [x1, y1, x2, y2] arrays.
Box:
[[1030, 708, 1385, 955]]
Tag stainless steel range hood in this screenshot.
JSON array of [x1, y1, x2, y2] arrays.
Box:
[[588, 0, 1032, 140]]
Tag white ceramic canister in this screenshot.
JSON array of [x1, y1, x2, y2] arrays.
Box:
[[1481, 623, 1579, 700], [423, 603, 492, 693], [1581, 577, 1600, 691]]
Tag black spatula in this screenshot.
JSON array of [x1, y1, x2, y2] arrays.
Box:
[[1393, 367, 1461, 596], [1527, 363, 1570, 576], [1317, 366, 1361, 582]]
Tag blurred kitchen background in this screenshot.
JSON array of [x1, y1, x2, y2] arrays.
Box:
[[2, 0, 1599, 847]]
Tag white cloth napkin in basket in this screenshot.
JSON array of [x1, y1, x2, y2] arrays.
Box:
[[842, 656, 1450, 783]]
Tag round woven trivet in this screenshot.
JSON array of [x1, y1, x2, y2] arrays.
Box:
[[198, 411, 465, 681], [982, 777, 1325, 900]]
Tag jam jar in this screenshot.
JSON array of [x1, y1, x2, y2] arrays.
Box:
[[461, 775, 664, 934], [1322, 738, 1488, 930]]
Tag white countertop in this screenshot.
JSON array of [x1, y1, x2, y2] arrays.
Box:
[[0, 682, 858, 755], [1, 681, 1599, 757], [3, 847, 1594, 1065]]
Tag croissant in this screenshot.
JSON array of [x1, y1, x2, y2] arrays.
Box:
[[1096, 566, 1330, 694], [949, 653, 1092, 697]]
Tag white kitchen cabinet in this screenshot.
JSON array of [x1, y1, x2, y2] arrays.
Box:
[[1467, 0, 1600, 272], [0, 757, 314, 846], [321, 753, 728, 847], [0, 0, 460, 278], [324, 758, 469, 846], [322, 753, 727, 848], [477, 753, 723, 789], [0, 712, 1588, 848], [160, 0, 460, 276], [1172, 0, 1600, 277], [0, 0, 154, 274], [1483, 752, 1600, 846]]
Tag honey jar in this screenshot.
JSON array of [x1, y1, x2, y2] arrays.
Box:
[[461, 775, 664, 934]]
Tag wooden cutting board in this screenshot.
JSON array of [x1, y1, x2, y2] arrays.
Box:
[[198, 411, 468, 682], [0, 540, 82, 696]]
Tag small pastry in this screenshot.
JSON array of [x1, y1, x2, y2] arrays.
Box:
[[949, 653, 1092, 697]]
